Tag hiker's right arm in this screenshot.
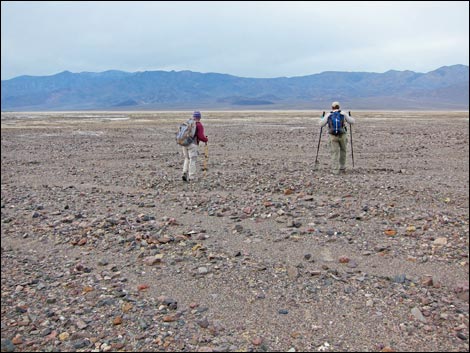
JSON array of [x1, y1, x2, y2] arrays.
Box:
[[196, 123, 208, 143], [345, 112, 355, 124]]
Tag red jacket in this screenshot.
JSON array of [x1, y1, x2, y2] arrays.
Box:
[[195, 121, 208, 145]]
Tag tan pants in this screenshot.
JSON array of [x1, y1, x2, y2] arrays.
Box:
[[328, 133, 348, 173], [182, 143, 198, 180]]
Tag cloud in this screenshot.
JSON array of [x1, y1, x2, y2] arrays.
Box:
[[1, 1, 469, 79]]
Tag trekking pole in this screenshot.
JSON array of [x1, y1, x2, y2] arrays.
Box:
[[314, 111, 325, 169], [203, 143, 208, 177], [349, 111, 355, 168]]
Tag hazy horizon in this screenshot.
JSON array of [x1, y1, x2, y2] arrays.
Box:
[[2, 63, 469, 82]]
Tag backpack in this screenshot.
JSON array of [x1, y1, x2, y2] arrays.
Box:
[[327, 110, 346, 135], [176, 119, 197, 146]]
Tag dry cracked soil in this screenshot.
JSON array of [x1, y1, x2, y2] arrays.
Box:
[[1, 110, 469, 352]]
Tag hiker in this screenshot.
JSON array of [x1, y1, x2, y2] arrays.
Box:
[[181, 111, 208, 182], [319, 102, 355, 174]]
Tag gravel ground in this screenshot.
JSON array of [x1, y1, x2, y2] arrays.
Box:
[[1, 110, 469, 352]]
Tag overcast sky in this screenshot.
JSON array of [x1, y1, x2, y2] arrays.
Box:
[[1, 1, 469, 80]]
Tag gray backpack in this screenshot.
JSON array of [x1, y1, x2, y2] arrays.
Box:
[[176, 119, 197, 146]]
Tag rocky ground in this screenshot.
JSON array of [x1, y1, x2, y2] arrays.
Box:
[[1, 110, 469, 352]]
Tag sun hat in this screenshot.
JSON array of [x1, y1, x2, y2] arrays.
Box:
[[331, 101, 340, 109]]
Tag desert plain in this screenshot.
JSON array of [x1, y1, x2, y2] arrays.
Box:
[[1, 110, 469, 352]]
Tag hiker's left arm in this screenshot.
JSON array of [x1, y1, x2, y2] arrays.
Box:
[[319, 113, 329, 127]]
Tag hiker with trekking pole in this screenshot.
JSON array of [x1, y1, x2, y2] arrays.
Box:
[[176, 111, 208, 182], [317, 101, 355, 174]]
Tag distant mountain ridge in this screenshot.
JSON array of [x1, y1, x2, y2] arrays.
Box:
[[1, 65, 468, 111]]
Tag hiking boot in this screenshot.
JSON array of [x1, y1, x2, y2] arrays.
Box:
[[182, 173, 188, 182]]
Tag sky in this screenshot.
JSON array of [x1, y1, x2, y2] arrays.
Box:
[[1, 1, 469, 80]]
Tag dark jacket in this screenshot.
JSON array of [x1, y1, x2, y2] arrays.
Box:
[[195, 121, 208, 145]]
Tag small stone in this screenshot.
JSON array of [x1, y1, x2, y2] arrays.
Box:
[[59, 332, 69, 341]]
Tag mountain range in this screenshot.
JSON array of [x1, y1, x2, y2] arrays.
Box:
[[1, 65, 468, 111]]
